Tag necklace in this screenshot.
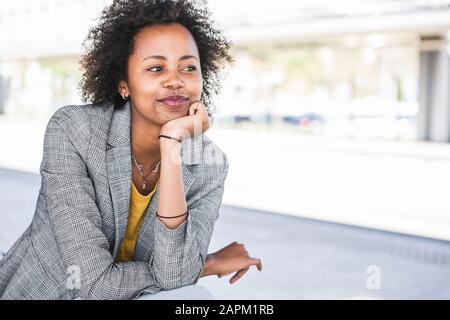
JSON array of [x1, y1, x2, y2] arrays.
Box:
[[129, 104, 161, 191], [131, 154, 161, 191]]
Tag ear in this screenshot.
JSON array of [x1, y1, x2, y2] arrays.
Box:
[[118, 80, 129, 97]]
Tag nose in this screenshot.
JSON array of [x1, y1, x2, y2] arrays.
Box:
[[162, 71, 185, 90]]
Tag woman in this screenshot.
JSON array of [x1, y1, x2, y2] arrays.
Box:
[[0, 0, 262, 300]]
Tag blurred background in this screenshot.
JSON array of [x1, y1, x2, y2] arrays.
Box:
[[1, 0, 450, 299]]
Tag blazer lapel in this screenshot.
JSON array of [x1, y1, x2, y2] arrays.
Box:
[[105, 101, 133, 258], [105, 101, 201, 259]]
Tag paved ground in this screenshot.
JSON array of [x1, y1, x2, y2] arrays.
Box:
[[1, 167, 450, 299], [202, 205, 450, 299]]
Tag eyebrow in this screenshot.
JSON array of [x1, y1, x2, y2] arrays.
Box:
[[143, 55, 199, 62]]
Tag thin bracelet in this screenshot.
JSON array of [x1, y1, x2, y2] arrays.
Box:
[[158, 134, 183, 143], [156, 210, 189, 219]]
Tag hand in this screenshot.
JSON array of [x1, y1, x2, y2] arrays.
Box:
[[160, 100, 210, 141], [209, 241, 262, 284]]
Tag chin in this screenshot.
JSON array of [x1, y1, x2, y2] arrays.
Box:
[[157, 111, 183, 124], [161, 107, 189, 118]]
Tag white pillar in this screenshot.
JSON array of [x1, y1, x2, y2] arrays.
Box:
[[418, 34, 450, 142]]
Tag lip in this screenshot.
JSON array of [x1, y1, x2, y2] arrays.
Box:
[[158, 99, 189, 110], [158, 95, 189, 108]]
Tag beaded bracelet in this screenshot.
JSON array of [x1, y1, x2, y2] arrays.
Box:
[[156, 210, 189, 219], [158, 134, 183, 143]]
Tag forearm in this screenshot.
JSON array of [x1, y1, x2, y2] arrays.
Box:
[[152, 127, 224, 288], [157, 137, 188, 229]]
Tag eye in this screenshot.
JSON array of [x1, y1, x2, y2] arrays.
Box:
[[147, 66, 163, 72], [184, 65, 197, 72]]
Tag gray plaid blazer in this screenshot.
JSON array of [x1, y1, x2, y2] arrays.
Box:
[[0, 100, 228, 300]]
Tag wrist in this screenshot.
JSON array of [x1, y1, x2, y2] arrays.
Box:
[[159, 135, 182, 147], [160, 124, 192, 142], [201, 253, 218, 278], [160, 124, 180, 138], [159, 137, 182, 160], [159, 126, 182, 148]]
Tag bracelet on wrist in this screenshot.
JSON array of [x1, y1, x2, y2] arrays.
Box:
[[156, 210, 189, 219], [158, 134, 183, 143]]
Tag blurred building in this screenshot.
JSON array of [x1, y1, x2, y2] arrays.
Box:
[[2, 0, 450, 141]]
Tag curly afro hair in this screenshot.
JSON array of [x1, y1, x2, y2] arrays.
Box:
[[78, 0, 233, 118]]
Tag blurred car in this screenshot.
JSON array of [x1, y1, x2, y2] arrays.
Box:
[[282, 113, 325, 126]]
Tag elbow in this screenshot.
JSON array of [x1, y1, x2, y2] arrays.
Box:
[[151, 263, 180, 290], [156, 276, 200, 291], [152, 259, 203, 291], [153, 271, 191, 291], [156, 279, 181, 291], [153, 273, 184, 291]]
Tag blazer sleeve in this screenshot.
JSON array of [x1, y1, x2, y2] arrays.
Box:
[[40, 113, 161, 300], [150, 153, 229, 291]]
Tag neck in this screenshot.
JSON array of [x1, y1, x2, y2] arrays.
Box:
[[130, 104, 161, 165]]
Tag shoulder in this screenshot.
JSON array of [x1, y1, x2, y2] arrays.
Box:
[[42, 102, 114, 158], [50, 102, 113, 130]]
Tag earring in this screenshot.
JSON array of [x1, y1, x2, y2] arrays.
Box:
[[122, 94, 128, 100]]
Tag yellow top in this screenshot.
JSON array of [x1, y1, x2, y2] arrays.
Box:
[[115, 179, 159, 262]]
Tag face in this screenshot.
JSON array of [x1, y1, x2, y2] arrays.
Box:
[[119, 23, 203, 125]]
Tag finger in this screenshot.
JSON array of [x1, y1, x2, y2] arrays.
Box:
[[188, 100, 198, 115], [191, 100, 206, 115], [249, 258, 263, 271], [189, 104, 197, 116], [189, 99, 201, 109], [230, 268, 249, 284]]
